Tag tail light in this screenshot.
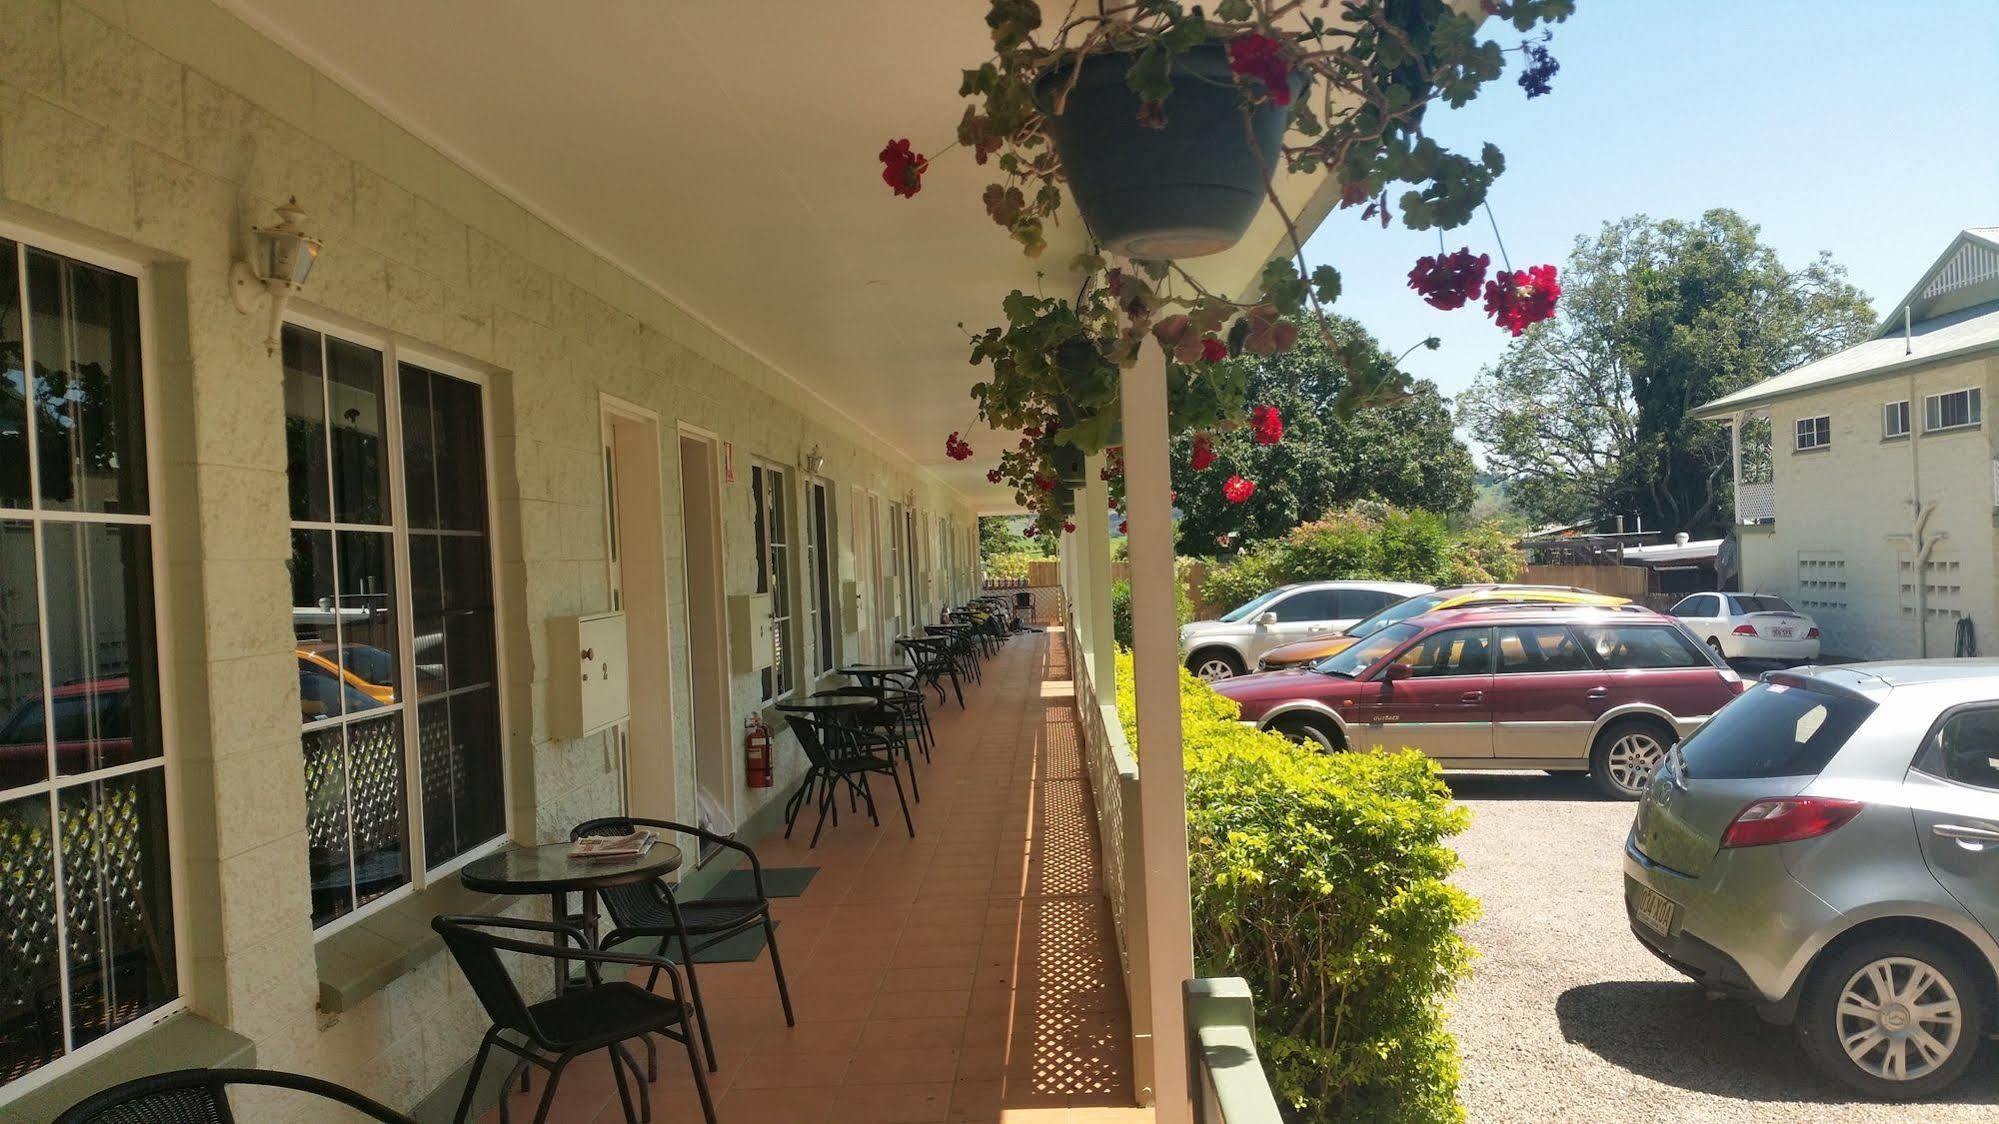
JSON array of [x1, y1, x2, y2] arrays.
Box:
[[1721, 797, 1863, 848], [1806, 627, 1821, 639], [1732, 623, 1758, 636]]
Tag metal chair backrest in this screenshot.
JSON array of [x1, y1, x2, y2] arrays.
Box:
[[52, 1068, 413, 1124], [569, 816, 674, 931], [778, 709, 850, 769], [432, 916, 541, 1041]]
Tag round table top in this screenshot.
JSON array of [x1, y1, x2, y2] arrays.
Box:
[[839, 664, 916, 675], [459, 839, 683, 895], [775, 693, 878, 712]]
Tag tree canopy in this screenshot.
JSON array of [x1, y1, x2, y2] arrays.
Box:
[[1168, 317, 1475, 557], [1459, 209, 1875, 533]]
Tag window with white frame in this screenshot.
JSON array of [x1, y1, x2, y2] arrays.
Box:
[[751, 463, 792, 701], [885, 500, 904, 634], [1924, 388, 1982, 433], [1883, 400, 1910, 439], [1794, 415, 1831, 451], [807, 480, 836, 675], [284, 323, 505, 931], [0, 237, 177, 1089], [903, 506, 920, 625]]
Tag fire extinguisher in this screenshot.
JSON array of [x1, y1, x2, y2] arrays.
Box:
[[744, 714, 773, 788]]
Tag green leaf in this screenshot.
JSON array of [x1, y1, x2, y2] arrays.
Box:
[[1214, 0, 1252, 20], [1125, 44, 1174, 102], [1310, 265, 1343, 304]]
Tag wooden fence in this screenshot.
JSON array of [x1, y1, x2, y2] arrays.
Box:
[[1516, 563, 1655, 602]]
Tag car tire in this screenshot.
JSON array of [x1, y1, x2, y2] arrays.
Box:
[[1706, 636, 1728, 659], [1587, 717, 1676, 800], [1186, 649, 1245, 681], [1796, 934, 1984, 1100], [1268, 713, 1345, 753]]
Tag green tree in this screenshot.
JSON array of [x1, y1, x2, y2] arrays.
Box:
[[1459, 210, 1875, 532], [1170, 319, 1476, 557], [979, 514, 1050, 559]]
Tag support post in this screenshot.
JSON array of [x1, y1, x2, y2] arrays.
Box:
[[1730, 412, 1743, 524], [1122, 346, 1195, 1120]]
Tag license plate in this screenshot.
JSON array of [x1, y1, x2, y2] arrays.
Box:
[[1634, 885, 1678, 936], [1766, 625, 1795, 639]]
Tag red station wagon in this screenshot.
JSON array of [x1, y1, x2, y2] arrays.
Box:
[[1211, 604, 1747, 798]]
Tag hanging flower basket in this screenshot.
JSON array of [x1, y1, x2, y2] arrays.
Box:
[[1036, 42, 1302, 259]]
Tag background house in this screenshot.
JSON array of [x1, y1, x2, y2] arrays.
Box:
[[1695, 228, 1999, 659]]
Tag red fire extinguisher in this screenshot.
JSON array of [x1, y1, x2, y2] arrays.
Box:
[[745, 714, 773, 788]]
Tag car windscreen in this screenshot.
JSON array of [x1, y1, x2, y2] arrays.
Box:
[[1731, 595, 1795, 615], [1675, 681, 1876, 780], [1344, 592, 1447, 639], [1220, 589, 1286, 623], [1315, 622, 1422, 678]]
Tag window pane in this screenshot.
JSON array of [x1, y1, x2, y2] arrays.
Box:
[[282, 325, 330, 523], [325, 337, 389, 525], [344, 713, 409, 914], [0, 240, 31, 508], [42, 522, 160, 775], [27, 252, 147, 514], [1931, 709, 1999, 791], [336, 531, 399, 707], [751, 467, 768, 594], [0, 522, 46, 790], [419, 689, 502, 868], [1579, 624, 1707, 669], [398, 366, 436, 531], [1392, 628, 1491, 677], [56, 769, 176, 1048], [1679, 682, 1874, 780], [1272, 590, 1336, 622], [290, 530, 348, 721], [1496, 625, 1593, 673], [302, 724, 352, 926], [0, 793, 60, 1083], [429, 375, 487, 532]]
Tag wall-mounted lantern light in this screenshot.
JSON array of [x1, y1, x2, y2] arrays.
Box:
[[230, 197, 322, 355], [802, 444, 826, 476]]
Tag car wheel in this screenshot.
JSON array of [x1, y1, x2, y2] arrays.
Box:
[[1707, 636, 1727, 659], [1588, 718, 1675, 799], [1269, 713, 1345, 753], [1796, 935, 1984, 1100], [1187, 649, 1244, 681]]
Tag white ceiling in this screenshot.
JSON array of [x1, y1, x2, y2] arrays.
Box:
[[222, 1, 1334, 509]]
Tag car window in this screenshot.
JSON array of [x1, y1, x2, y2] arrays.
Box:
[[1270, 589, 1340, 622], [1315, 622, 1421, 678], [1730, 595, 1794, 615], [1678, 681, 1876, 779], [1494, 624, 1594, 674], [1336, 589, 1399, 619], [1578, 624, 1708, 669], [1390, 627, 1493, 678], [1923, 708, 1999, 791], [1345, 592, 1445, 639], [1672, 595, 1715, 618], [1219, 589, 1286, 623]]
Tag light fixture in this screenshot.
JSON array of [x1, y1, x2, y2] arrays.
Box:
[[230, 197, 323, 356], [802, 444, 826, 476]]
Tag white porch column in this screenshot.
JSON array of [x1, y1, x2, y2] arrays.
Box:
[[1122, 346, 1195, 1119], [1730, 411, 1743, 524], [1082, 454, 1119, 678]]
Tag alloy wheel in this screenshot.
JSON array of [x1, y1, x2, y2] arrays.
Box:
[[1604, 730, 1667, 794], [1194, 657, 1237, 681], [1835, 957, 1963, 1082]]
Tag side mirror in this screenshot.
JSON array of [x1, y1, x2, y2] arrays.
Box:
[[1256, 611, 1278, 627], [1381, 663, 1414, 683]]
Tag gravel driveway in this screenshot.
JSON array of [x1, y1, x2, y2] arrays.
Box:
[[1444, 771, 1999, 1122]]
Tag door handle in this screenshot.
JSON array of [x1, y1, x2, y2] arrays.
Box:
[[1933, 823, 1999, 844], [1460, 691, 1484, 703], [1586, 687, 1609, 700]]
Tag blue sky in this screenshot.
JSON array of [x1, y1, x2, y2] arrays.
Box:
[[1303, 0, 1999, 447]]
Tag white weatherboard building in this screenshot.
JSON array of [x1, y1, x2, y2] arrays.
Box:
[[1695, 228, 1999, 660]]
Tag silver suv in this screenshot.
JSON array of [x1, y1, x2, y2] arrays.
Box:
[[1625, 661, 1999, 1100]]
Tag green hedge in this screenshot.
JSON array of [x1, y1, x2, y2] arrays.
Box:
[[1117, 653, 1478, 1122], [1110, 560, 1197, 648], [1201, 502, 1521, 614]]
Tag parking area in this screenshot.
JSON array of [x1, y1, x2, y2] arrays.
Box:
[[1445, 771, 1999, 1122]]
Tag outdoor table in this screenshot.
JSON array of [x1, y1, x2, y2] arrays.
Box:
[[838, 663, 918, 688], [460, 839, 683, 993]]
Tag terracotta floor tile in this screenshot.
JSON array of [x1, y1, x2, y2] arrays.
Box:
[[844, 1045, 961, 1085], [869, 987, 972, 1020], [732, 1050, 854, 1089]]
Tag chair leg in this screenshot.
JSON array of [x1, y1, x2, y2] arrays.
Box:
[[452, 1028, 501, 1124], [888, 767, 916, 838], [530, 1051, 577, 1124], [809, 784, 834, 847], [682, 1018, 719, 1124], [855, 774, 881, 826], [678, 931, 720, 1072], [609, 1047, 639, 1124], [763, 911, 797, 1026]]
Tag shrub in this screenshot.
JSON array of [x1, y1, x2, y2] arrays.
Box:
[[1116, 653, 1478, 1122], [983, 550, 1047, 582], [1201, 502, 1521, 611], [1109, 561, 1197, 648]]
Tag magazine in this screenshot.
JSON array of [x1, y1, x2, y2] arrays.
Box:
[[569, 829, 657, 861]]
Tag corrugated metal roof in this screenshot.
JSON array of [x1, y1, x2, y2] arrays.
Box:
[[1693, 297, 1999, 419], [1621, 538, 1721, 563]]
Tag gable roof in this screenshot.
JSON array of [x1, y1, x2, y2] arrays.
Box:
[[1693, 228, 1999, 420]]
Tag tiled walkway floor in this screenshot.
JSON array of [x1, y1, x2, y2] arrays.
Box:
[[478, 628, 1149, 1123]]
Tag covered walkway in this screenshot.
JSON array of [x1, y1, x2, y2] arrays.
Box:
[[481, 630, 1150, 1123]]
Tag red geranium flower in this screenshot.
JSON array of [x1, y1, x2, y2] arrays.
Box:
[[986, 468, 1003, 484], [1483, 264, 1562, 335], [1250, 405, 1283, 445], [1200, 337, 1228, 363], [879, 138, 926, 198], [1063, 520, 1077, 534], [944, 431, 974, 461], [1118, 520, 1128, 535], [1227, 33, 1293, 107], [1222, 475, 1256, 504], [1190, 433, 1216, 471], [1034, 475, 1056, 493], [1407, 248, 1490, 311]]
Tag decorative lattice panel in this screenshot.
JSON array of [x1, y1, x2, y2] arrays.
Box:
[[0, 796, 60, 1082], [57, 773, 172, 1045]]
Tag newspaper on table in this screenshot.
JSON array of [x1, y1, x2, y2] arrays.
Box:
[[569, 829, 657, 861]]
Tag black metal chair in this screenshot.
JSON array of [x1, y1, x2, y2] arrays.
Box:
[[813, 687, 923, 796], [54, 1068, 412, 1123], [778, 708, 915, 845], [897, 636, 963, 708], [569, 816, 795, 1074], [433, 915, 714, 1124]]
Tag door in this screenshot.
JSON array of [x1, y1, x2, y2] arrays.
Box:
[[1670, 593, 1725, 649], [1350, 626, 1494, 759], [677, 431, 732, 845], [849, 485, 873, 661], [604, 404, 672, 824], [1489, 623, 1606, 761], [1249, 588, 1343, 663], [1908, 706, 1999, 939]]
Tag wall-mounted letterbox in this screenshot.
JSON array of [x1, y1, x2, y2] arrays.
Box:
[[728, 592, 773, 674], [546, 612, 628, 739]]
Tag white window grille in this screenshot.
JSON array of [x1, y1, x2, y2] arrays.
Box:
[[1924, 388, 1981, 433], [1794, 415, 1831, 451]]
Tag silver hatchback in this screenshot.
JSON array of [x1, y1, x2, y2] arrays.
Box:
[[1624, 661, 1999, 1100]]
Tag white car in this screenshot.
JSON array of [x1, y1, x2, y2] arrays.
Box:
[[1667, 591, 1821, 662], [1178, 580, 1434, 680]]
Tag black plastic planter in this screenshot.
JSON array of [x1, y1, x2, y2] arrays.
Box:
[[1037, 42, 1299, 259], [1051, 443, 1088, 486]]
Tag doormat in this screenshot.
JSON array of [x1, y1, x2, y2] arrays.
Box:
[[659, 923, 777, 965], [703, 865, 818, 900]]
